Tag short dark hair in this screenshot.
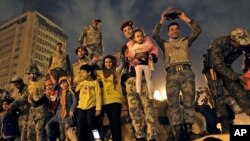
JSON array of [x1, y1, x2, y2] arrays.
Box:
[[57, 42, 62, 46], [75, 47, 88, 56], [132, 28, 145, 38], [167, 22, 179, 31], [80, 64, 94, 73], [3, 97, 14, 105]]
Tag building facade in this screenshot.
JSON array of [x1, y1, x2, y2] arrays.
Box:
[[0, 11, 67, 89]]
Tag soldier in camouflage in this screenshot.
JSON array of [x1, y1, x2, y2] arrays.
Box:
[[72, 46, 90, 87], [208, 28, 250, 132], [48, 42, 71, 81], [78, 19, 103, 61], [9, 76, 30, 141], [121, 20, 156, 141], [152, 7, 201, 141], [25, 64, 46, 141]]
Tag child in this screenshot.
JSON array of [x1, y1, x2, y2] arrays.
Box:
[[0, 98, 20, 141], [97, 54, 123, 141], [126, 29, 158, 99], [75, 64, 102, 141], [54, 76, 77, 141]]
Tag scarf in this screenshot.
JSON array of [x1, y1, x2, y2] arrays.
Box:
[[60, 89, 67, 119]]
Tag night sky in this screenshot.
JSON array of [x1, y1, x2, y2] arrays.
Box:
[[1, 0, 250, 92]]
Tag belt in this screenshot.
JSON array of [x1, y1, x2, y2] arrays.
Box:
[[166, 64, 191, 73]]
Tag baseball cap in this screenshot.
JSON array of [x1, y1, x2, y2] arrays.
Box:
[[230, 28, 250, 46], [58, 76, 68, 84]]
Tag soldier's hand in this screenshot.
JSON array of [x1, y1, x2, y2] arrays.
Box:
[[178, 11, 192, 23], [95, 110, 101, 117], [160, 10, 167, 24]]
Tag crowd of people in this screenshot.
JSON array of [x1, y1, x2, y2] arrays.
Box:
[[0, 6, 250, 141]]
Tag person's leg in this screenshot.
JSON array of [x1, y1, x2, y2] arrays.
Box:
[[135, 65, 143, 94], [142, 65, 153, 99], [77, 109, 89, 141], [46, 117, 56, 141], [86, 107, 97, 141], [139, 79, 156, 140], [105, 103, 122, 141], [125, 77, 145, 139]]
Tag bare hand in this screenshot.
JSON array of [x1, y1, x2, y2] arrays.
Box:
[[135, 53, 146, 60], [178, 11, 192, 23], [67, 127, 77, 141], [95, 110, 101, 117], [160, 10, 168, 24], [69, 112, 74, 118]]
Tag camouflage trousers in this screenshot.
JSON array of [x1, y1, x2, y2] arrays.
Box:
[[18, 114, 28, 141], [222, 76, 250, 115], [166, 68, 196, 125], [27, 107, 46, 141], [125, 77, 156, 139], [85, 45, 102, 59]]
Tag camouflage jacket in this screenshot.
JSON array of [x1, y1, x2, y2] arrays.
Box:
[[209, 36, 243, 81], [49, 52, 71, 75], [152, 21, 201, 68], [78, 25, 102, 48], [10, 85, 30, 115]]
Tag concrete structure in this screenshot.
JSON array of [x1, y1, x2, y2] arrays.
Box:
[[0, 11, 67, 89]]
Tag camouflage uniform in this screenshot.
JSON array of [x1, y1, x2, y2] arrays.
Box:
[[49, 52, 71, 81], [209, 36, 250, 116], [11, 84, 30, 141], [152, 21, 201, 126], [27, 77, 46, 141], [124, 70, 156, 140], [78, 25, 103, 59]]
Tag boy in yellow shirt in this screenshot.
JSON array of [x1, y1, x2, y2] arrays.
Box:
[[75, 64, 102, 141]]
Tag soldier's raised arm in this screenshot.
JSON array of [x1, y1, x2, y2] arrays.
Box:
[[152, 10, 167, 52], [178, 11, 202, 47]]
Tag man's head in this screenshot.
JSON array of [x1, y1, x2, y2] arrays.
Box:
[[167, 22, 180, 39], [9, 76, 24, 90], [56, 42, 63, 52], [121, 20, 134, 40], [25, 64, 41, 81], [91, 19, 101, 29], [75, 46, 88, 59], [230, 28, 250, 47]]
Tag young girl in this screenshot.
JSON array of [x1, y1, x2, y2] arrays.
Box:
[[75, 64, 102, 141], [97, 54, 123, 141], [126, 29, 158, 99]]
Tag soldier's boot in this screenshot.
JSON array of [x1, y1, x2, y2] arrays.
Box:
[[174, 124, 185, 141], [219, 116, 230, 133]]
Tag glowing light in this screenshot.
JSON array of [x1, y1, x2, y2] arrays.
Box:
[[154, 89, 167, 101]]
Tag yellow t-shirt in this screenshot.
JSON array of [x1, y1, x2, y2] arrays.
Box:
[[76, 80, 102, 110], [97, 69, 123, 105]]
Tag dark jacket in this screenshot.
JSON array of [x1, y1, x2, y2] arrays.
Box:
[[1, 109, 20, 138]]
